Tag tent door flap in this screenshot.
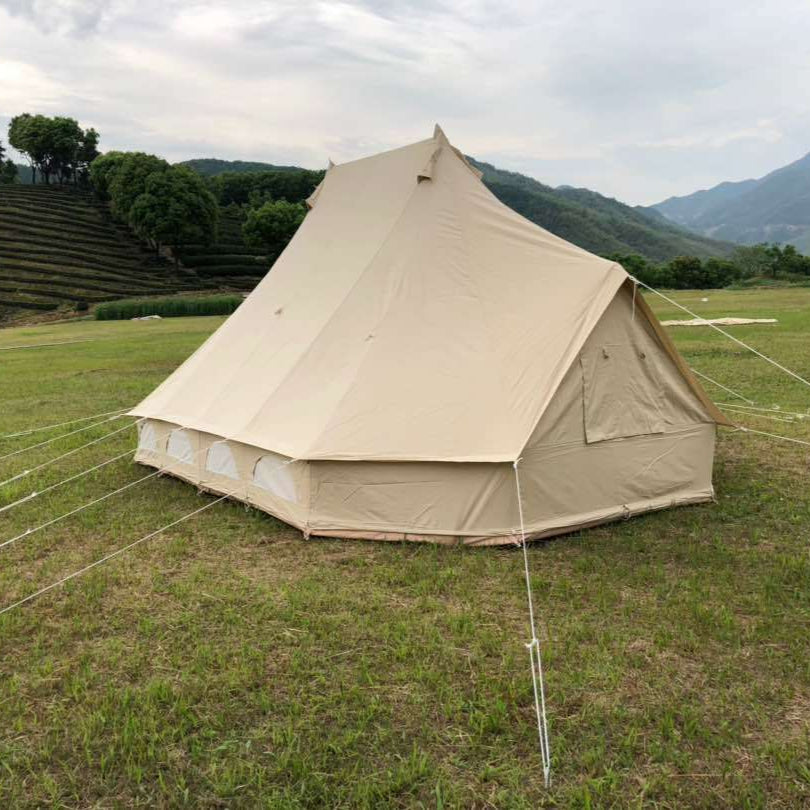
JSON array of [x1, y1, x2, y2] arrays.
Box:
[[580, 343, 666, 444]]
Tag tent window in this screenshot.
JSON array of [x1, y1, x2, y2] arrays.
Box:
[[253, 453, 297, 502], [580, 343, 666, 443], [206, 442, 240, 480], [166, 429, 194, 464], [137, 420, 160, 452]]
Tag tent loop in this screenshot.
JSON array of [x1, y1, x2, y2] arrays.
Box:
[[513, 458, 552, 788]]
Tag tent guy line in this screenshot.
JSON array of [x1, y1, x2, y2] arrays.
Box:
[[0, 420, 140, 490], [0, 441, 213, 551], [0, 457, 298, 616], [634, 277, 810, 391], [0, 414, 132, 463], [0, 494, 230, 618], [718, 402, 809, 419], [0, 407, 133, 440], [514, 458, 552, 788], [688, 368, 755, 405], [717, 407, 795, 424], [0, 449, 136, 516]]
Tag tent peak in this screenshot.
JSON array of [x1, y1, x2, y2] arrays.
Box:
[[433, 123, 449, 144]]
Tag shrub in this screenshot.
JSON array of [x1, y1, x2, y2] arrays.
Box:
[[95, 294, 243, 320]]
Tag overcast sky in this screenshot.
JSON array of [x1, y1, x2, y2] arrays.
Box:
[[1, 0, 809, 204]]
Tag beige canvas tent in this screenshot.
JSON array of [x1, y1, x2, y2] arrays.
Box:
[[131, 126, 729, 546]]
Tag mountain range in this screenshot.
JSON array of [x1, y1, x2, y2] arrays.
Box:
[[178, 156, 732, 262], [649, 151, 810, 252]]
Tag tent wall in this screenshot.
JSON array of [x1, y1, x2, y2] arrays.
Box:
[[134, 284, 717, 546]]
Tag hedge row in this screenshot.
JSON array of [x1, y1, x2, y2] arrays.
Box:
[[0, 240, 148, 269], [0, 282, 109, 303], [194, 264, 267, 278], [0, 222, 142, 253], [0, 250, 160, 278], [0, 208, 121, 240], [0, 297, 58, 311], [0, 271, 172, 297], [95, 294, 244, 320], [0, 259, 172, 289], [178, 254, 266, 268]]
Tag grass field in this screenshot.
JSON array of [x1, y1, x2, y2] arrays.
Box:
[[0, 288, 809, 808]]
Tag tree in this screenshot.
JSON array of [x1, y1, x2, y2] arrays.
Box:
[[76, 128, 100, 185], [7, 113, 99, 184], [768, 243, 810, 277], [0, 140, 18, 184], [732, 244, 773, 279], [242, 199, 307, 260], [129, 166, 218, 264], [89, 151, 126, 199], [8, 114, 50, 184], [107, 152, 169, 222]]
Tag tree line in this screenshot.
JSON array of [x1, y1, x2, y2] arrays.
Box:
[[90, 152, 219, 265], [0, 139, 18, 184], [608, 244, 810, 290], [6, 114, 99, 185], [204, 170, 320, 261], [88, 154, 312, 266]]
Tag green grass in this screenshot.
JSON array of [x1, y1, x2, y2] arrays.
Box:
[[0, 289, 809, 807], [95, 294, 245, 320]]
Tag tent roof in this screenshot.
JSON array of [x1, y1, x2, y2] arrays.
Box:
[[132, 127, 711, 462]]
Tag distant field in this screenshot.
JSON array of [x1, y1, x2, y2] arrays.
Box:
[[0, 185, 199, 321], [0, 185, 267, 325], [0, 289, 808, 807]]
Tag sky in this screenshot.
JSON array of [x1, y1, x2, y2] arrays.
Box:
[[1, 0, 809, 205]]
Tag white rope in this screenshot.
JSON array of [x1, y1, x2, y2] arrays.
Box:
[[0, 414, 131, 463], [0, 449, 135, 516], [733, 426, 810, 448], [0, 420, 139, 489], [689, 368, 755, 405], [0, 440, 298, 551], [513, 458, 551, 788], [718, 402, 809, 419], [0, 407, 132, 440], [0, 448, 195, 551], [718, 407, 794, 424], [634, 278, 810, 390], [0, 338, 96, 352], [0, 494, 229, 618]]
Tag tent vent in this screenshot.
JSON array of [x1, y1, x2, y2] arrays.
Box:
[[166, 429, 194, 465], [253, 453, 297, 502], [206, 442, 240, 480], [137, 420, 160, 452]]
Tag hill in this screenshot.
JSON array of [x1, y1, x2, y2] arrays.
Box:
[[469, 159, 733, 261], [178, 158, 305, 176], [0, 185, 200, 323], [173, 208, 269, 292], [650, 152, 810, 252], [187, 157, 733, 262]]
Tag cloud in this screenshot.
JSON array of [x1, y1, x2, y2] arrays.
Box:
[[1, 0, 809, 203], [0, 0, 115, 34]]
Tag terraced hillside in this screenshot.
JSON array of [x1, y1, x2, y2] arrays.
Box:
[[0, 185, 200, 322], [175, 208, 268, 291]]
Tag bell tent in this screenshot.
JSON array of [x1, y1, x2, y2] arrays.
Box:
[[131, 126, 728, 546]]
